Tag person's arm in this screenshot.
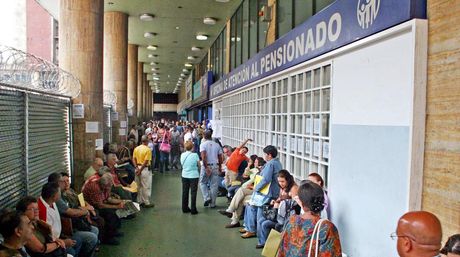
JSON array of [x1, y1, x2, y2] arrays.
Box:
[[218, 153, 223, 174], [254, 162, 273, 192], [26, 234, 62, 253], [201, 150, 210, 175], [237, 138, 252, 149], [63, 208, 88, 218]]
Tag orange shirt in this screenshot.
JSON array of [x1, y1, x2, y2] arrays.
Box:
[[226, 147, 248, 172]]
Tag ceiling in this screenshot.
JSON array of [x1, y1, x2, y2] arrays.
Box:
[[107, 0, 242, 93], [36, 0, 243, 93]]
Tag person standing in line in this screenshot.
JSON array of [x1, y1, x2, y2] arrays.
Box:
[[157, 123, 171, 173], [133, 135, 154, 208], [199, 130, 223, 208], [170, 125, 182, 170], [180, 141, 200, 215]]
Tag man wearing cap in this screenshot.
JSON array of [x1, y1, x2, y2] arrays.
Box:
[[199, 129, 223, 208], [133, 135, 154, 208], [394, 211, 442, 257]]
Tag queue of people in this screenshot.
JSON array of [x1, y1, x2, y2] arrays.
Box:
[[0, 118, 457, 257]]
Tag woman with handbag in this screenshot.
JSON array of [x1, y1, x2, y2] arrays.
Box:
[[257, 170, 299, 249], [157, 123, 171, 173], [278, 181, 342, 257], [180, 141, 200, 215]]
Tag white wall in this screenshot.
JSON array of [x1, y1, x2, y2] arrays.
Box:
[[328, 20, 426, 257], [0, 0, 26, 50]]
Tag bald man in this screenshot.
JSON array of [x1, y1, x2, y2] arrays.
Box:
[[84, 158, 104, 181], [395, 211, 442, 257]]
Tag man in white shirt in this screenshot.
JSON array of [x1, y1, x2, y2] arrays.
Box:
[[38, 182, 81, 256], [183, 125, 193, 142], [199, 130, 223, 208], [144, 122, 153, 135]]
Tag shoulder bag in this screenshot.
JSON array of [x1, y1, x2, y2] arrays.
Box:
[[159, 133, 171, 153], [308, 219, 326, 257]]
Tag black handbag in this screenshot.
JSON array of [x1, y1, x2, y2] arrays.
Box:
[[262, 205, 277, 221]]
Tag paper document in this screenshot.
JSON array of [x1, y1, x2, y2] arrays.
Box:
[[78, 193, 86, 207], [116, 201, 141, 218]]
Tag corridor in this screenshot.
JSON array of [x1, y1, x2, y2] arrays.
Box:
[[98, 170, 260, 257]]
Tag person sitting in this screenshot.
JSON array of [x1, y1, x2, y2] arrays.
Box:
[[16, 196, 68, 257], [83, 158, 104, 182], [224, 139, 251, 197], [106, 153, 133, 200], [219, 157, 265, 228], [82, 173, 125, 245], [0, 209, 33, 257], [394, 211, 442, 257], [37, 183, 81, 257], [257, 170, 299, 249], [116, 141, 136, 185], [278, 181, 342, 257], [441, 234, 460, 257], [306, 172, 329, 219], [180, 141, 200, 215]]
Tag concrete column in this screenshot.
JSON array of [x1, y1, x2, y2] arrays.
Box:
[[127, 44, 138, 126], [59, 0, 104, 189], [137, 62, 143, 120], [143, 74, 148, 120], [103, 11, 128, 144]]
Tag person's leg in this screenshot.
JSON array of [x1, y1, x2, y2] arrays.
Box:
[[141, 167, 152, 205], [69, 233, 83, 257], [256, 207, 265, 242], [190, 178, 199, 213], [73, 230, 98, 257], [134, 173, 144, 204], [199, 167, 210, 203], [244, 205, 257, 233], [259, 220, 276, 246], [182, 177, 191, 212], [98, 208, 120, 242], [209, 166, 220, 207]]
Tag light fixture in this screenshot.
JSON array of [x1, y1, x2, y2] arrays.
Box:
[[191, 46, 202, 52], [215, 0, 230, 2], [182, 69, 189, 73], [144, 32, 156, 38], [154, 83, 158, 86], [184, 63, 193, 67], [166, 81, 170, 84], [147, 45, 158, 50], [148, 54, 158, 58], [196, 34, 208, 41], [150, 62, 158, 65], [151, 67, 159, 71], [152, 72, 159, 76], [187, 56, 197, 61], [180, 73, 187, 78], [203, 17, 217, 25], [139, 14, 154, 22], [175, 26, 180, 30], [231, 37, 241, 42], [153, 77, 160, 81]]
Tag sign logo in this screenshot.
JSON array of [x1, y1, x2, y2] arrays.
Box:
[[357, 0, 380, 29]]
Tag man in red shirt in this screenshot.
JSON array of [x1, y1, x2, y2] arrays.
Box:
[[224, 139, 251, 189]]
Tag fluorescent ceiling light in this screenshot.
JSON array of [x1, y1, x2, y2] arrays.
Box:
[[203, 17, 217, 25], [139, 14, 155, 21], [184, 63, 193, 67], [144, 32, 156, 38], [153, 77, 160, 81], [196, 34, 208, 40], [151, 67, 159, 71], [231, 37, 241, 42], [182, 69, 189, 73], [150, 62, 158, 65], [147, 45, 158, 50], [191, 46, 202, 52], [148, 54, 158, 58], [215, 0, 230, 2], [187, 56, 197, 61]]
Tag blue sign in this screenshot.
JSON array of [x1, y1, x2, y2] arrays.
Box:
[[209, 0, 426, 99], [192, 80, 201, 100]]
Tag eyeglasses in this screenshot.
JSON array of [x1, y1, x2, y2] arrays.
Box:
[[26, 207, 39, 212], [390, 232, 414, 241]]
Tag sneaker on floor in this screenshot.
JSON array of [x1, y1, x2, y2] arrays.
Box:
[[183, 208, 191, 213], [241, 232, 256, 239], [225, 222, 241, 228], [203, 199, 211, 207], [218, 210, 233, 218], [143, 203, 155, 208]]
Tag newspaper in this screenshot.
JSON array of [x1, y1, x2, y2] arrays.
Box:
[[115, 201, 140, 218]]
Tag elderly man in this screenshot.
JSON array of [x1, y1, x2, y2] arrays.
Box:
[[133, 135, 154, 208], [0, 209, 34, 257], [84, 158, 104, 181], [199, 130, 223, 208], [106, 153, 132, 200], [83, 173, 125, 245], [394, 211, 442, 257]]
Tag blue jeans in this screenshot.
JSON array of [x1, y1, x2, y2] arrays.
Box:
[[244, 205, 263, 233], [199, 164, 220, 207], [258, 218, 276, 245], [73, 225, 99, 257], [68, 234, 83, 257], [159, 151, 169, 172]]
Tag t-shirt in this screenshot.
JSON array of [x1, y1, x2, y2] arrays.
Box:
[[226, 147, 248, 172], [199, 140, 222, 164], [37, 197, 61, 240], [184, 132, 192, 142], [55, 196, 69, 215], [180, 151, 200, 179], [133, 144, 152, 166]]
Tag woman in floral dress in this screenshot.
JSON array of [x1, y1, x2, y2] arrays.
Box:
[[278, 181, 342, 257]]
